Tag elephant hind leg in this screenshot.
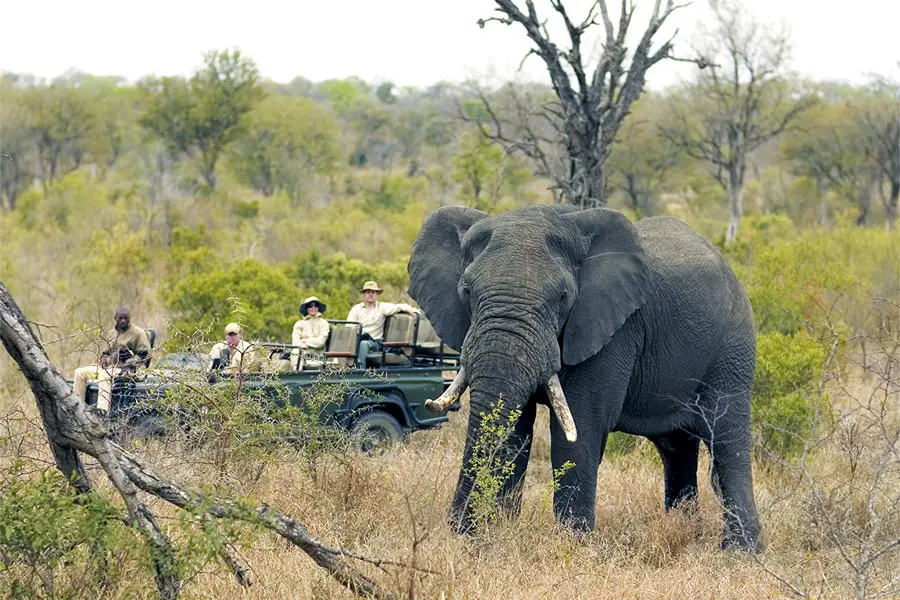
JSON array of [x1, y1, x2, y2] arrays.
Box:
[[651, 430, 700, 510], [696, 392, 763, 552]]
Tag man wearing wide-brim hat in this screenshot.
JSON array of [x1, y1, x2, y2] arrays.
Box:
[[292, 296, 331, 369], [346, 281, 420, 367]]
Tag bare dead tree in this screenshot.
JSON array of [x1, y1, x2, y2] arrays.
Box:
[[472, 0, 700, 208], [661, 0, 815, 243], [0, 282, 397, 600]]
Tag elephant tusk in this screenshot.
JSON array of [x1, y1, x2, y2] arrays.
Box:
[[546, 374, 577, 443], [425, 366, 468, 412]]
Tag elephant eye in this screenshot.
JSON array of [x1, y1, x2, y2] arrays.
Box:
[[559, 290, 568, 303], [460, 284, 471, 302]]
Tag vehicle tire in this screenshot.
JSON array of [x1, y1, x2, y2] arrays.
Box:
[[350, 410, 404, 454]]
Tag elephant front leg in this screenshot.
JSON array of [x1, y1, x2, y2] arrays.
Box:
[[497, 397, 536, 518], [450, 398, 537, 532], [550, 429, 604, 532]]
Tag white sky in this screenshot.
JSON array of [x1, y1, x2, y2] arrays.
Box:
[[2, 0, 898, 90]]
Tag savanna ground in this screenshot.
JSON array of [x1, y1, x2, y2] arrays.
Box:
[[1, 353, 897, 599]]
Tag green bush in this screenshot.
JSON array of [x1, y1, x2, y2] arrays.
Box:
[[165, 258, 301, 345], [753, 330, 830, 459], [290, 249, 411, 319], [0, 463, 131, 599]]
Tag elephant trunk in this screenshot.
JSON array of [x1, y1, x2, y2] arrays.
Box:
[[450, 324, 576, 531]]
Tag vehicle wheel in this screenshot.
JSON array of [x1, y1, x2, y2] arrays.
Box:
[[350, 411, 403, 454]]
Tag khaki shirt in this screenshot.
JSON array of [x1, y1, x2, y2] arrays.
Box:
[[346, 301, 418, 340], [103, 324, 151, 368], [291, 315, 330, 350], [210, 340, 257, 373]]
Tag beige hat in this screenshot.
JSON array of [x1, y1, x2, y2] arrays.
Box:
[[224, 322, 241, 335], [360, 280, 383, 293], [300, 296, 327, 316]]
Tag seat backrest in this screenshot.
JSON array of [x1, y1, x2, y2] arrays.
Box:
[[383, 314, 417, 347], [414, 317, 441, 348], [325, 324, 360, 366]]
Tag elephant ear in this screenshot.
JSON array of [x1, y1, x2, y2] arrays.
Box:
[[561, 208, 651, 365], [408, 206, 487, 350]]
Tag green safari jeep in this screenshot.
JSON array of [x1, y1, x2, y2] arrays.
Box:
[[86, 313, 462, 451]]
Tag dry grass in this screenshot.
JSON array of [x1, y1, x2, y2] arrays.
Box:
[[2, 376, 897, 600]]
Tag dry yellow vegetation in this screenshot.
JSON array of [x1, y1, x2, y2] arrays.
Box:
[[2, 377, 896, 600]]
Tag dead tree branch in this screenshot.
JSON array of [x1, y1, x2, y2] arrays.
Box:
[[474, 0, 701, 207]]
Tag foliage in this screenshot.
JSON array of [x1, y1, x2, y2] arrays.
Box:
[[753, 330, 830, 459], [0, 464, 130, 599], [146, 372, 354, 478], [164, 259, 300, 345], [452, 129, 529, 212], [229, 95, 342, 202], [140, 48, 265, 190], [290, 250, 411, 319]]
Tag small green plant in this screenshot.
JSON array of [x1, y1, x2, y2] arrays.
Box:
[[540, 460, 576, 510], [466, 398, 523, 527]]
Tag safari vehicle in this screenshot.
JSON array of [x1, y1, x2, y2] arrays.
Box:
[[85, 313, 462, 451]]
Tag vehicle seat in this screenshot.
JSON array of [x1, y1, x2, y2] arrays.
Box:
[[382, 314, 417, 365], [414, 317, 459, 356], [324, 324, 359, 367], [143, 327, 156, 368]]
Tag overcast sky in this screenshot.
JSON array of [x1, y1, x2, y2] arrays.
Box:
[[2, 0, 898, 90]]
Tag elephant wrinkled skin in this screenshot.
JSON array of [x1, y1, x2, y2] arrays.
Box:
[[407, 204, 762, 551]]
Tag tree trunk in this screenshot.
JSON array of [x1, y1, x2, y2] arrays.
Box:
[[726, 170, 744, 244], [0, 282, 397, 600], [886, 179, 899, 230], [567, 141, 606, 208], [856, 182, 873, 227]]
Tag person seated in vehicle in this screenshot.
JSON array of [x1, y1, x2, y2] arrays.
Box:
[[209, 322, 257, 374], [346, 280, 420, 367], [291, 296, 330, 369], [72, 307, 152, 414]]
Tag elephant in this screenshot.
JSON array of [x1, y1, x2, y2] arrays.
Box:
[[407, 204, 763, 551]]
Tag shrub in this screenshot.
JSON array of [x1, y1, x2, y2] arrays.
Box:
[[0, 463, 131, 599], [753, 330, 830, 459], [164, 258, 300, 345], [290, 249, 411, 319]]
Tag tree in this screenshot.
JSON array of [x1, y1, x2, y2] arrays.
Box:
[[451, 128, 529, 211], [473, 0, 698, 207], [856, 74, 900, 229], [140, 49, 264, 191], [229, 95, 342, 202], [781, 91, 875, 226], [605, 93, 690, 216], [662, 0, 815, 242], [0, 86, 35, 210], [23, 84, 100, 194]]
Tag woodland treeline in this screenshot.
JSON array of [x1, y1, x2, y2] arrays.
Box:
[[2, 48, 898, 228]]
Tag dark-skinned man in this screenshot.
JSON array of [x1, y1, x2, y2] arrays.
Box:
[[72, 307, 151, 413]]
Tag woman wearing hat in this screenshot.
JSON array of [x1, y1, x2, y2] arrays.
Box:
[[346, 281, 419, 367], [291, 296, 330, 369]]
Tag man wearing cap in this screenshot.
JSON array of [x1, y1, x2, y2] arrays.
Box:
[[291, 296, 330, 369], [209, 322, 257, 374], [73, 307, 152, 413], [346, 281, 419, 367]]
